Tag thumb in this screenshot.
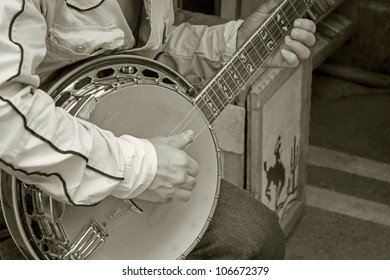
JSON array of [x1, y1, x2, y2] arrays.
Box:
[[257, 0, 283, 14], [167, 130, 194, 149], [238, 0, 283, 46]]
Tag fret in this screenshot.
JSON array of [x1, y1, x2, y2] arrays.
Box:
[[221, 70, 239, 94], [227, 62, 245, 88], [264, 19, 282, 45], [259, 25, 277, 53], [283, 0, 300, 22], [270, 18, 286, 43], [237, 50, 253, 76], [243, 44, 259, 67], [304, 0, 316, 9], [202, 92, 220, 116], [238, 48, 257, 77], [259, 45, 270, 61], [210, 83, 223, 102], [196, 96, 217, 123], [268, 4, 290, 43], [275, 3, 292, 34], [294, 0, 309, 16], [206, 84, 226, 111], [210, 83, 230, 112], [232, 56, 251, 81], [288, 0, 300, 16], [245, 41, 263, 68], [253, 33, 271, 61], [216, 74, 235, 102]]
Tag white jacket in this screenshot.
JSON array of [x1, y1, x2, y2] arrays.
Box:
[[0, 0, 242, 205]]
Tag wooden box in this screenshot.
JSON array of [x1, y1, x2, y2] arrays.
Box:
[[213, 61, 311, 236], [246, 61, 312, 235]]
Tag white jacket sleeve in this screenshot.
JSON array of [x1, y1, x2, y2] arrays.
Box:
[[157, 11, 243, 87], [0, 0, 157, 206]]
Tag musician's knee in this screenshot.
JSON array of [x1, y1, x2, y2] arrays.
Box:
[[251, 205, 286, 259], [227, 201, 285, 259], [186, 180, 286, 260]]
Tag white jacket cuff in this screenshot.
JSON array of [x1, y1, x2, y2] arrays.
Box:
[[113, 135, 157, 199], [222, 19, 244, 64]]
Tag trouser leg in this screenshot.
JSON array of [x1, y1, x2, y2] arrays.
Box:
[[186, 179, 286, 260]]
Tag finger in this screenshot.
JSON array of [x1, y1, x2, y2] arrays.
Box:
[[167, 129, 194, 149], [294, 19, 316, 34], [179, 175, 196, 191], [257, 0, 284, 14], [280, 49, 299, 68], [161, 197, 173, 204], [290, 28, 316, 47], [186, 156, 199, 177], [173, 188, 192, 202], [284, 36, 311, 60]]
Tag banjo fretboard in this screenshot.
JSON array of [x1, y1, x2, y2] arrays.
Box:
[[195, 0, 317, 124]]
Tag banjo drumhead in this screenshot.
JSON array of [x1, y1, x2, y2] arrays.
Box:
[[61, 84, 220, 259]]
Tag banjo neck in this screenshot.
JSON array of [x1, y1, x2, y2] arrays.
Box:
[[194, 0, 317, 125]]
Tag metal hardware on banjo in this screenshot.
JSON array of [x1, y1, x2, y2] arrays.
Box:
[[0, 0, 317, 259]]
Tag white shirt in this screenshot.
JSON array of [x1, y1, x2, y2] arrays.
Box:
[[0, 0, 242, 205]]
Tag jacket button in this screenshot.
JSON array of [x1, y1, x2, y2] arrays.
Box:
[[75, 46, 85, 53]]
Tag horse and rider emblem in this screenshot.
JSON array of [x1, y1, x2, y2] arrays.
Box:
[[263, 135, 300, 220]]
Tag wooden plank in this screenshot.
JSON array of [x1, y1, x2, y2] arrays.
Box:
[[312, 0, 350, 23], [307, 185, 390, 227], [316, 63, 390, 88], [220, 151, 245, 189], [214, 104, 246, 154], [280, 200, 305, 236], [311, 0, 359, 69], [296, 59, 312, 210], [246, 68, 288, 196], [246, 92, 263, 195], [249, 68, 296, 109], [312, 18, 358, 69], [309, 146, 390, 184], [336, 0, 360, 20], [213, 104, 246, 189]]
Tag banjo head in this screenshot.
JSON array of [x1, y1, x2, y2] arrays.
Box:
[[0, 55, 221, 260]]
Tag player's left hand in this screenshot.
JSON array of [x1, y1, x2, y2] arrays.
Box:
[[237, 0, 317, 68]]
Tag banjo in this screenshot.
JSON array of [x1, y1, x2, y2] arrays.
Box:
[[0, 0, 317, 259]]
